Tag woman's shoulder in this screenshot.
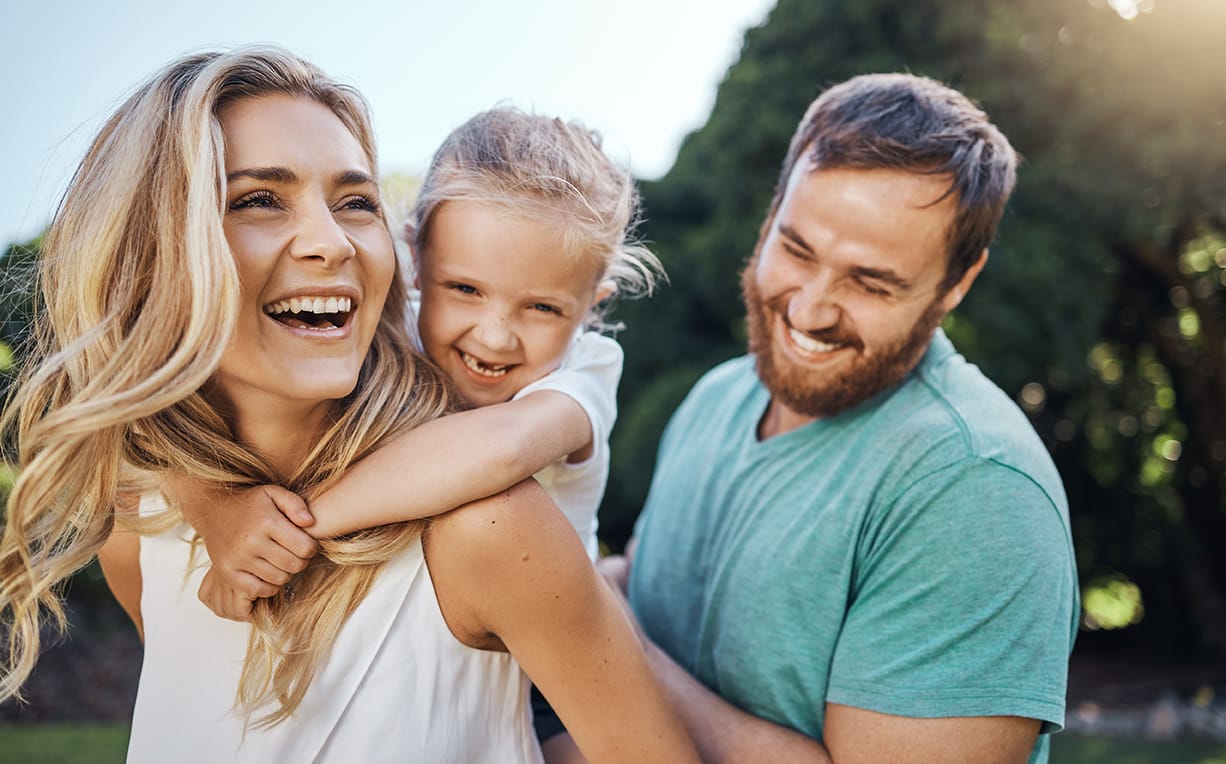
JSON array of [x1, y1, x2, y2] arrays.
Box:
[[422, 479, 596, 646], [427, 479, 560, 545]]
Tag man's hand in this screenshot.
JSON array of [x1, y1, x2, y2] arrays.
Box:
[[172, 482, 318, 620], [596, 536, 636, 594]]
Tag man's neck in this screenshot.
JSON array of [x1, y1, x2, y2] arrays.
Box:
[[757, 399, 817, 441]]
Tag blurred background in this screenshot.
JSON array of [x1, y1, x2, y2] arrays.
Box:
[[2, 0, 1225, 761]]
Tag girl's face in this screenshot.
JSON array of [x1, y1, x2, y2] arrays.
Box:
[[213, 94, 395, 424], [415, 200, 608, 408]]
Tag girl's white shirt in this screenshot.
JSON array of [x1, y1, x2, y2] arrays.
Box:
[[408, 291, 622, 561], [127, 494, 544, 764]]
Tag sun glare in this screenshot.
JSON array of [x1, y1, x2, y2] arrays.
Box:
[[1101, 0, 1157, 20]]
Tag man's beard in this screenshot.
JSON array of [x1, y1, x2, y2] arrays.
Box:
[[741, 260, 946, 419]]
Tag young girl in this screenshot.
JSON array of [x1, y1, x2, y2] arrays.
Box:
[[188, 107, 661, 616]]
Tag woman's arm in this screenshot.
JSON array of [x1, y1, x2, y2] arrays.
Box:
[[307, 390, 591, 537], [97, 524, 143, 642], [425, 480, 698, 763]]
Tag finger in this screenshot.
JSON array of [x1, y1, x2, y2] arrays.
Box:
[[199, 570, 256, 621], [259, 545, 312, 576], [246, 558, 296, 587], [223, 569, 280, 600], [263, 485, 315, 528], [596, 555, 629, 593], [268, 524, 319, 561]]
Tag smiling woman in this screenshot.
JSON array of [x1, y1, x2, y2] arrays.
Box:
[[211, 94, 396, 450], [0, 46, 697, 763]]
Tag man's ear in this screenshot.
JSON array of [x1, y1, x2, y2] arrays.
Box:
[[940, 249, 989, 313]]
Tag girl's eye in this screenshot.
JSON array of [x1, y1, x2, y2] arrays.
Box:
[[229, 190, 279, 211], [450, 283, 479, 295], [530, 303, 561, 315]]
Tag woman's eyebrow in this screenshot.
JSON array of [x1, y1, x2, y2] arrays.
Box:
[[334, 170, 376, 186], [227, 166, 297, 183]]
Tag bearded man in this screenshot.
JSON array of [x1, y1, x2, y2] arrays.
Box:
[[600, 74, 1078, 764]]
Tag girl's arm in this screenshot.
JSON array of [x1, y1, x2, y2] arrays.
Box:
[[307, 389, 591, 538], [425, 480, 699, 763], [188, 391, 592, 620], [309, 330, 621, 538]]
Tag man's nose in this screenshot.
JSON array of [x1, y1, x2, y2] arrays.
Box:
[[788, 270, 842, 331]]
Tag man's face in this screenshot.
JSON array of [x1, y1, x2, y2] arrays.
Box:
[[742, 162, 983, 434]]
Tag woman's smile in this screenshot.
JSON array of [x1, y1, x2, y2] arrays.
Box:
[[213, 94, 395, 425]]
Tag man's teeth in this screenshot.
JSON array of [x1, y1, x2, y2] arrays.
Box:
[[461, 351, 510, 378], [789, 328, 842, 354]]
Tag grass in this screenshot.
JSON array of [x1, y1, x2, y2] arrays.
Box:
[[1051, 734, 1226, 763], [0, 724, 129, 764], [1, 724, 1225, 762]]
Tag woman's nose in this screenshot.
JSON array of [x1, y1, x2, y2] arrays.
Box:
[[289, 203, 356, 265]]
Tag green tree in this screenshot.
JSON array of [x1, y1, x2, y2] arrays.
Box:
[[604, 0, 1226, 659]]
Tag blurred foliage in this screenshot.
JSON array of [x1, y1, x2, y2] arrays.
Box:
[[602, 0, 1226, 661], [1, 0, 1223, 665]]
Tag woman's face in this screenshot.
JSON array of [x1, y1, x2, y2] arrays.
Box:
[[213, 94, 394, 421]]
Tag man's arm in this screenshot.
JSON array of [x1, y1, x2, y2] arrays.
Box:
[[600, 551, 1041, 764], [599, 552, 832, 763]]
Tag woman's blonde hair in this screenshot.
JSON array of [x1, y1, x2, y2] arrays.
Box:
[[0, 46, 452, 726], [409, 107, 663, 329]]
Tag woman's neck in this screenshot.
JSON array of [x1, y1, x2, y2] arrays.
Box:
[[211, 386, 334, 478]]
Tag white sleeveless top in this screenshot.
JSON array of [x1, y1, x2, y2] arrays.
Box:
[[127, 494, 544, 763]]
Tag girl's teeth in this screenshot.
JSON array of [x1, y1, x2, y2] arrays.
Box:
[[461, 352, 510, 378]]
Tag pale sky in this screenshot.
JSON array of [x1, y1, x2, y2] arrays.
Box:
[[0, 0, 775, 248]]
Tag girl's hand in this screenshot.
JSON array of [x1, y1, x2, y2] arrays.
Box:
[[174, 483, 318, 620]]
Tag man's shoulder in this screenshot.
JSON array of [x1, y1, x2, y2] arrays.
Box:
[[883, 334, 1062, 498], [689, 354, 757, 397]]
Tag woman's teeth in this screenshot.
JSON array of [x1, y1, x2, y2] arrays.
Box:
[[265, 296, 352, 315], [264, 296, 353, 330], [461, 351, 510, 378]]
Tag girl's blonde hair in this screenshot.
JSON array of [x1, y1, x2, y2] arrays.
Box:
[[0, 46, 453, 726], [409, 107, 663, 329]]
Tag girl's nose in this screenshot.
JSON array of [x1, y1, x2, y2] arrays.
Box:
[[470, 310, 518, 353]]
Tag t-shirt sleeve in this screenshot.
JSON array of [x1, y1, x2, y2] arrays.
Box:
[[825, 457, 1077, 733], [513, 331, 623, 461]]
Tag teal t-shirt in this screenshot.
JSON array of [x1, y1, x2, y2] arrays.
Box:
[[628, 330, 1078, 763]]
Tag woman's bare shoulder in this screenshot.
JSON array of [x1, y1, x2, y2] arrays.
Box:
[[426, 479, 571, 559], [423, 479, 595, 646]]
